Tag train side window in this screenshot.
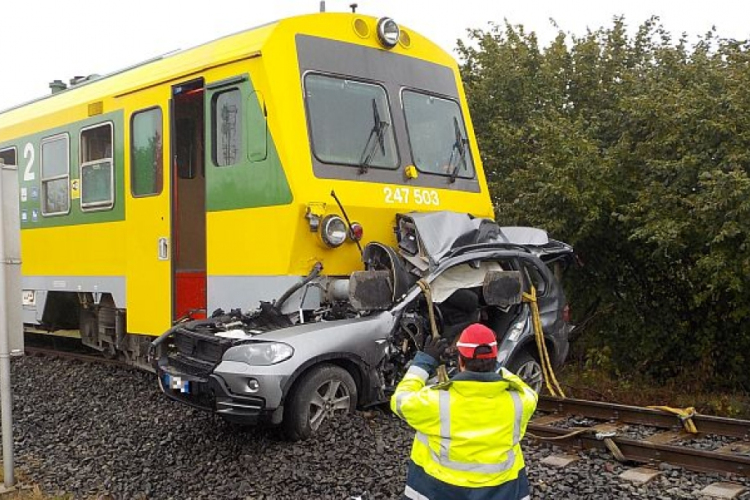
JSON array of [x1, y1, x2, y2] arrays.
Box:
[[0, 147, 17, 166], [41, 134, 70, 216], [131, 107, 163, 197], [80, 123, 114, 211], [211, 89, 243, 167]]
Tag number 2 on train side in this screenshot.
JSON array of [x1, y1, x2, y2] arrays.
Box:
[[23, 143, 35, 181]]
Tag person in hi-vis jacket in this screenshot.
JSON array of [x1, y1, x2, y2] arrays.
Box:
[[391, 323, 538, 500]]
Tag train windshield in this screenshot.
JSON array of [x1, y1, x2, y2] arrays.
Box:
[[402, 90, 474, 180], [305, 74, 399, 170]]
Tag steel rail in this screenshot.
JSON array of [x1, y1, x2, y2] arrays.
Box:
[[539, 395, 750, 439], [527, 422, 750, 476], [24, 346, 126, 367]]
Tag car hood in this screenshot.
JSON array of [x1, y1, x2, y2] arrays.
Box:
[[232, 310, 394, 345], [221, 311, 398, 368]]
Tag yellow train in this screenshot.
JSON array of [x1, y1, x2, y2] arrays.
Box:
[[0, 12, 494, 369]]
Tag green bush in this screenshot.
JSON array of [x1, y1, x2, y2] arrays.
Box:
[[458, 18, 750, 390]]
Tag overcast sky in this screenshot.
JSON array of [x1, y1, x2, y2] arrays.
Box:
[[1, 0, 748, 112]]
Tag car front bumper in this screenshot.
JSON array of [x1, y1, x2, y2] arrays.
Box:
[[157, 364, 287, 425]]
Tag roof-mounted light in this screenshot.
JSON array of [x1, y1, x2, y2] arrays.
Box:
[[376, 17, 400, 49]]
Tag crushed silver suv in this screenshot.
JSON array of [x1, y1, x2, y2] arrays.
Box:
[[151, 212, 573, 440]]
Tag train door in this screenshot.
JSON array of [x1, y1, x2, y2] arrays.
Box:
[[172, 79, 207, 320], [126, 91, 172, 336], [201, 74, 269, 313]]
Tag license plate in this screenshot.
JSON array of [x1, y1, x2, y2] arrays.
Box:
[[163, 373, 190, 394]]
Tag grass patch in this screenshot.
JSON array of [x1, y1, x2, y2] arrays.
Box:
[[3, 486, 71, 500], [556, 364, 750, 419], [0, 468, 75, 500]]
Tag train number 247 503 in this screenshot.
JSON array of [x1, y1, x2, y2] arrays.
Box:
[[383, 186, 440, 206]]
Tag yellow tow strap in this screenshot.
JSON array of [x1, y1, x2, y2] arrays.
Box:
[[523, 287, 566, 398], [647, 405, 699, 434], [417, 280, 449, 383]]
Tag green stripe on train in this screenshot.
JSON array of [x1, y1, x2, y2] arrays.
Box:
[[0, 111, 125, 229]]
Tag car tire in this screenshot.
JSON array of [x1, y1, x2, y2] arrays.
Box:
[[283, 364, 357, 441], [507, 351, 544, 393]]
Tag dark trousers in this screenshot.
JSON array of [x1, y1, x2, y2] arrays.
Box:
[[402, 461, 530, 500]]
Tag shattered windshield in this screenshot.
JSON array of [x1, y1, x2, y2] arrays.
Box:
[[305, 74, 398, 170], [402, 90, 475, 180]]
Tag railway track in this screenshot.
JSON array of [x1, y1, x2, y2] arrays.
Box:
[[23, 344, 127, 368], [19, 342, 750, 481], [531, 395, 750, 477]]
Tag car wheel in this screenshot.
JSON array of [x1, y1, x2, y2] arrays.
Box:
[[283, 364, 357, 441], [507, 351, 544, 393]]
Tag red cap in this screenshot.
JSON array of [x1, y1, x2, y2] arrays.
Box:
[[456, 323, 498, 360]]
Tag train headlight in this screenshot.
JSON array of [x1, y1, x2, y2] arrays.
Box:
[[376, 17, 400, 49], [321, 215, 348, 247]]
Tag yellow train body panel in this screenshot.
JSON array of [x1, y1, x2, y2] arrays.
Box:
[[207, 182, 493, 277], [20, 222, 126, 276]]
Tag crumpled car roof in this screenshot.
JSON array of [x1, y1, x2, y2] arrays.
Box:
[[399, 211, 572, 273], [404, 212, 488, 264]]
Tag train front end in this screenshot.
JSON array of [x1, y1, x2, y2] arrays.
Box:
[[203, 13, 495, 313]]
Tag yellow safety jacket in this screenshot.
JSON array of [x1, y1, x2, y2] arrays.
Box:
[[391, 352, 537, 499]]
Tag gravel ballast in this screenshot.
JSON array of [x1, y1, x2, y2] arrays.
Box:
[[6, 356, 750, 499]]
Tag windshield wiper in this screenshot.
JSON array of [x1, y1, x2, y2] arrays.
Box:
[[359, 98, 389, 174], [448, 116, 468, 183]]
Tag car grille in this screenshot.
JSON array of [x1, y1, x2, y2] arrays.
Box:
[[166, 352, 216, 378], [165, 326, 235, 377]]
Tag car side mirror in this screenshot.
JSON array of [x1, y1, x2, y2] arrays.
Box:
[[349, 270, 394, 311], [483, 271, 523, 308]]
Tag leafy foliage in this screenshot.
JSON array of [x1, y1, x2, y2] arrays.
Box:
[[458, 18, 750, 390]]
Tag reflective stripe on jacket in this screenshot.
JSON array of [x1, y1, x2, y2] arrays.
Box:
[[391, 352, 538, 496]]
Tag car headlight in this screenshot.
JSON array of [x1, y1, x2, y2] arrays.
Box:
[[224, 342, 294, 365]]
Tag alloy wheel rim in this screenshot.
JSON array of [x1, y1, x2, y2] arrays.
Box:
[[308, 379, 351, 431], [517, 361, 543, 393]]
